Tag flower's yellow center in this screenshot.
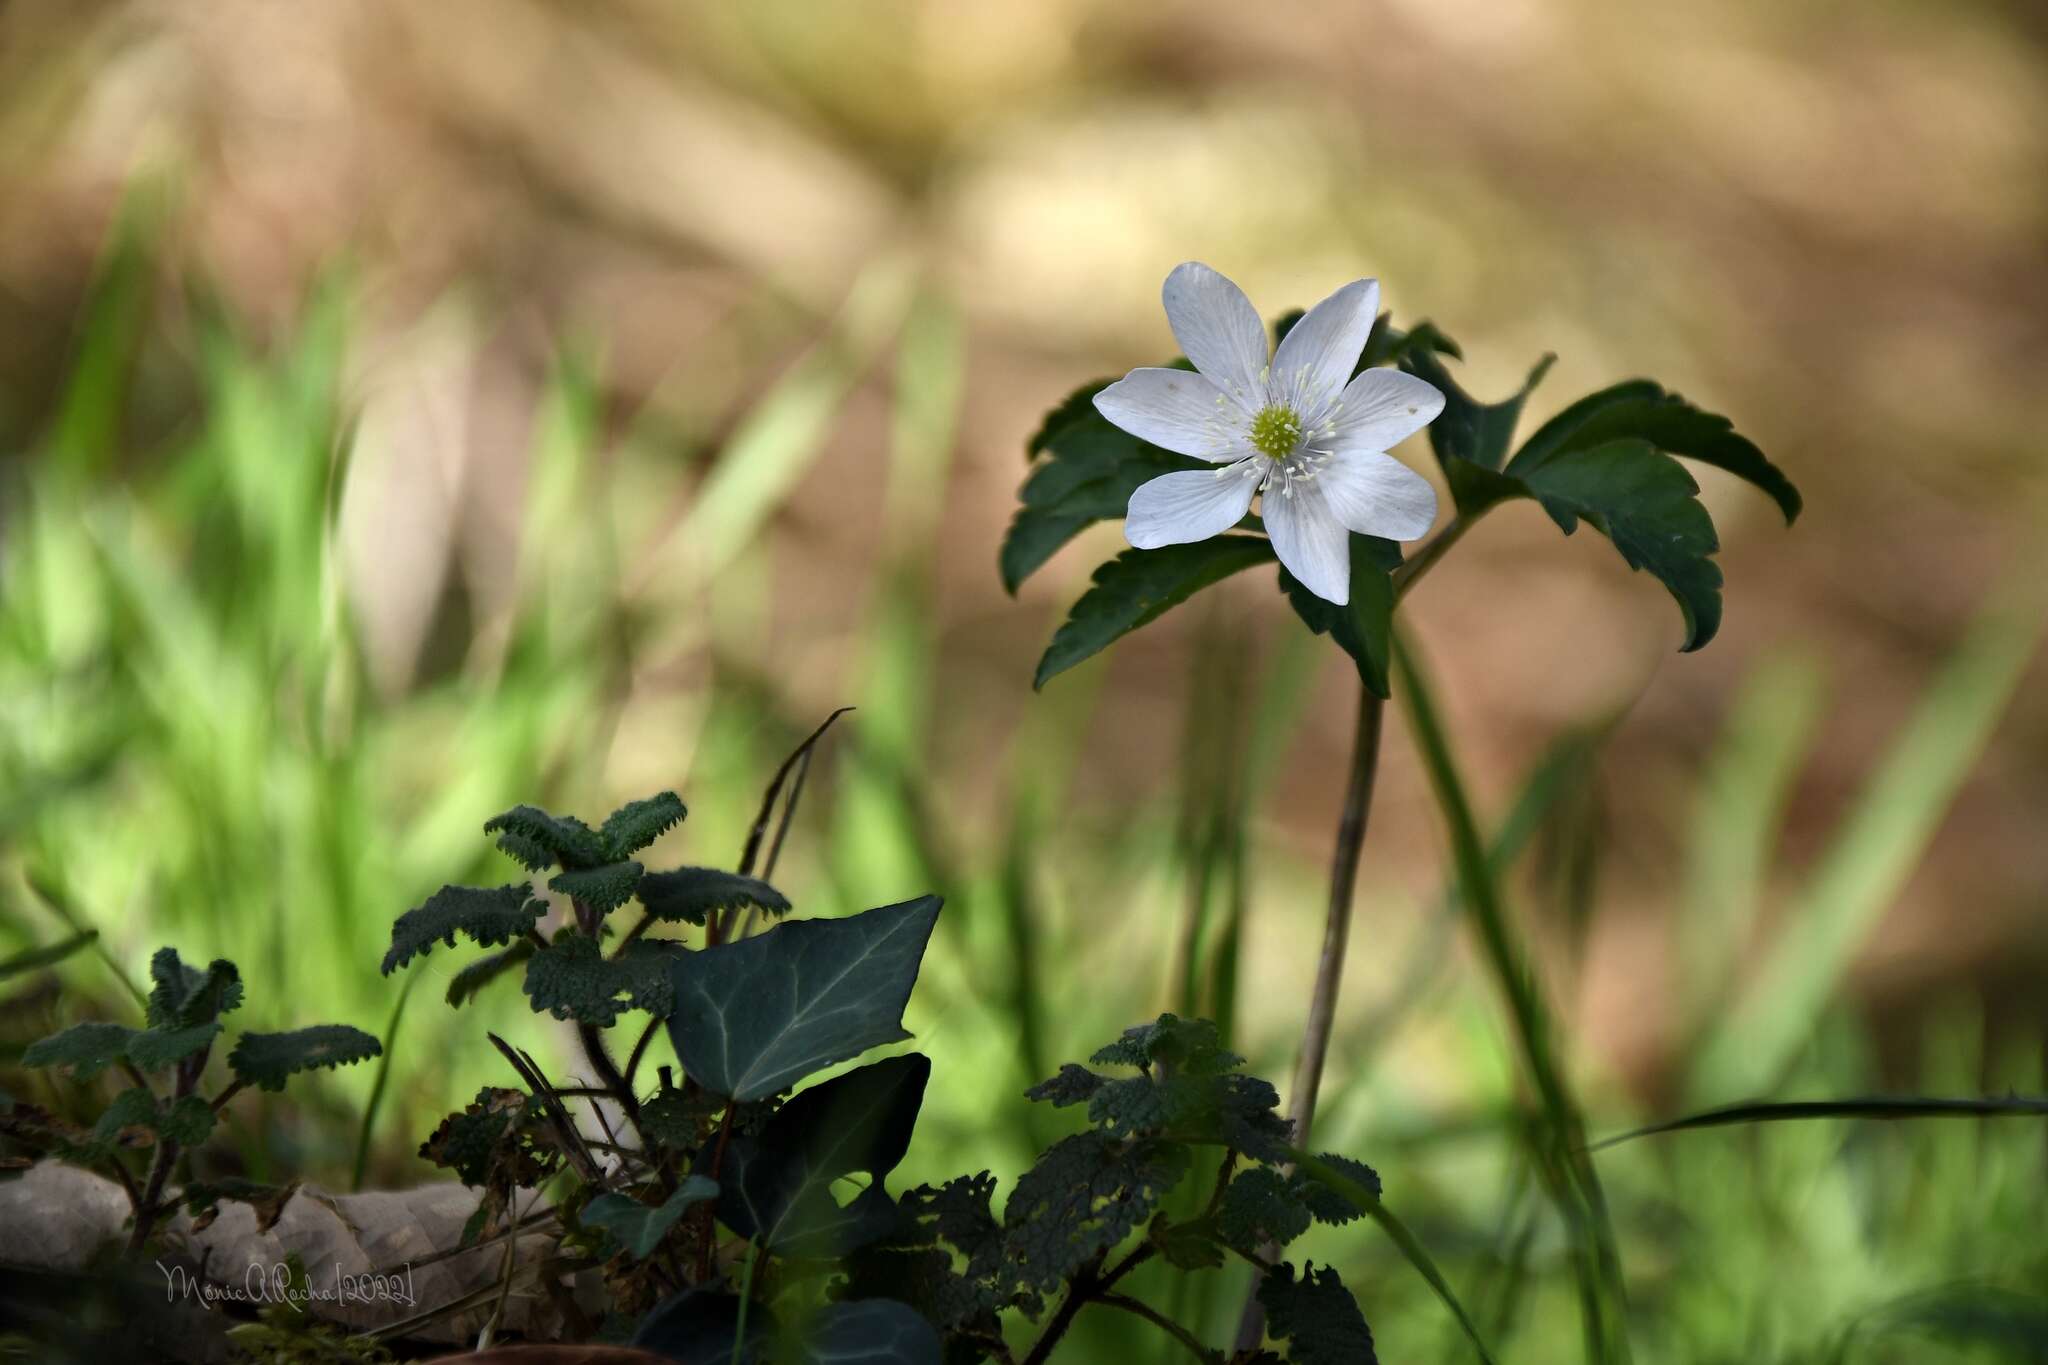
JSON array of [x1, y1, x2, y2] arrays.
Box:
[[1248, 404, 1303, 460]]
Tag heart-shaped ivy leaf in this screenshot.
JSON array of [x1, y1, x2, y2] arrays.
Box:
[[667, 897, 941, 1101], [796, 1300, 943, 1365], [634, 1288, 777, 1365], [583, 1176, 718, 1261]]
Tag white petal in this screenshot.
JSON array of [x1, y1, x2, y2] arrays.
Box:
[[1124, 469, 1258, 550], [1271, 278, 1379, 419], [1161, 262, 1269, 408], [1322, 368, 1446, 453], [1262, 483, 1351, 605], [1094, 368, 1252, 463], [1316, 451, 1439, 542]]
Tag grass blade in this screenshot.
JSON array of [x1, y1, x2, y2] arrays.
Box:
[[1590, 1094, 2048, 1151]]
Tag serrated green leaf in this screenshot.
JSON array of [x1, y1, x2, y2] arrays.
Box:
[[126, 1022, 223, 1071], [1003, 1131, 1189, 1293], [637, 868, 791, 926], [1401, 347, 1553, 476], [667, 897, 941, 1101], [383, 883, 545, 974], [1259, 1262, 1377, 1365], [1279, 535, 1403, 697], [599, 791, 687, 859], [482, 804, 608, 869], [78, 1087, 216, 1158], [583, 1177, 718, 1260], [522, 933, 676, 1027], [146, 948, 243, 1030], [446, 941, 537, 1007], [229, 1025, 381, 1092], [796, 1300, 942, 1365], [548, 860, 644, 915], [716, 1054, 929, 1258], [1517, 438, 1724, 650], [1220, 1167, 1312, 1251], [1297, 1153, 1382, 1225], [421, 1088, 531, 1187], [493, 830, 556, 872], [22, 1021, 137, 1080], [1034, 537, 1277, 689], [1149, 1211, 1225, 1270]]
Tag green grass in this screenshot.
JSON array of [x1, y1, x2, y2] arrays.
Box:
[[1, 217, 2043, 1363]]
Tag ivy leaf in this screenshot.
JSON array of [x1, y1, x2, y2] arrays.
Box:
[[548, 861, 644, 915], [634, 1288, 778, 1365], [1258, 1262, 1377, 1365], [796, 1300, 943, 1365], [583, 1177, 718, 1260], [21, 1021, 138, 1080], [600, 791, 687, 859], [1278, 535, 1403, 698], [146, 948, 243, 1030], [717, 1054, 929, 1258], [383, 884, 546, 974], [667, 897, 942, 1102], [125, 1022, 223, 1071], [637, 868, 792, 926], [1034, 537, 1277, 690], [522, 933, 677, 1027], [1515, 439, 1724, 650], [228, 1025, 382, 1092], [445, 941, 536, 1008], [482, 805, 608, 870]]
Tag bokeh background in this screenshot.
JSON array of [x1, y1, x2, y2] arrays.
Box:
[[3, 1, 2045, 1360]]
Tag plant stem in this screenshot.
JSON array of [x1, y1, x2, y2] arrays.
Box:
[[1021, 1252, 1107, 1365], [1097, 1293, 1222, 1364]]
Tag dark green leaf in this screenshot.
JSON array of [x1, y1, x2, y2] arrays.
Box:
[[1002, 1131, 1188, 1293], [548, 860, 644, 915], [21, 1021, 137, 1080], [1279, 535, 1403, 697], [1297, 1154, 1381, 1225], [599, 791, 687, 859], [637, 868, 792, 926], [1149, 1212, 1225, 1270], [797, 1300, 943, 1365], [523, 933, 676, 1027], [1358, 316, 1462, 372], [0, 931, 97, 982], [717, 1054, 929, 1258], [1259, 1262, 1377, 1365], [634, 1288, 777, 1365], [1220, 1167, 1312, 1251], [445, 941, 536, 1008], [77, 1088, 215, 1158], [126, 1022, 222, 1071], [483, 805, 608, 870], [667, 897, 942, 1101], [582, 1177, 718, 1260], [1026, 379, 1113, 458], [228, 1025, 382, 1092], [1400, 347, 1553, 476], [146, 948, 243, 1030], [1034, 537, 1277, 689], [420, 1087, 537, 1187], [383, 883, 546, 974]]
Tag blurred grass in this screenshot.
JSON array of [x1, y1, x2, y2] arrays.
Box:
[[0, 215, 2044, 1365]]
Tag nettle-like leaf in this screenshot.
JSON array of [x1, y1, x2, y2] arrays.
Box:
[[22, 1021, 141, 1080], [522, 934, 678, 1027], [445, 940, 535, 1007], [583, 1176, 718, 1261], [1031, 1013, 1292, 1161], [78, 1087, 216, 1158], [483, 804, 609, 870], [548, 860, 644, 915], [1399, 348, 1798, 652], [420, 1086, 560, 1190], [1297, 1153, 1382, 1226], [1002, 1131, 1189, 1294], [715, 1054, 929, 1259], [125, 1022, 223, 1071], [667, 897, 941, 1102], [1220, 1167, 1313, 1251], [228, 1025, 382, 1092], [147, 948, 243, 1029], [383, 883, 546, 974], [1279, 534, 1403, 698], [637, 868, 792, 926], [599, 791, 687, 860], [1033, 537, 1277, 689], [1258, 1262, 1378, 1365]]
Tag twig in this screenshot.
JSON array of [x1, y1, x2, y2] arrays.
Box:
[[487, 1033, 603, 1184], [621, 1015, 663, 1090], [719, 707, 852, 943], [1098, 1293, 1222, 1364], [209, 1080, 244, 1114], [1020, 1251, 1106, 1365]]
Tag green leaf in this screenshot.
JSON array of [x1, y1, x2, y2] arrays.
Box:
[[633, 1288, 777, 1365], [146, 948, 243, 1030], [420, 1088, 532, 1187], [1220, 1167, 1312, 1251], [1297, 1153, 1382, 1226], [1401, 347, 1554, 475], [548, 860, 644, 915], [1258, 1262, 1377, 1365], [716, 1054, 929, 1258], [1357, 316, 1463, 372], [1516, 438, 1724, 650], [79, 1088, 216, 1157], [1507, 381, 1801, 525], [383, 883, 546, 974], [637, 868, 791, 926], [522, 933, 677, 1027], [583, 1177, 718, 1260], [667, 897, 942, 1101], [229, 1025, 382, 1092], [126, 1022, 223, 1071], [1003, 1131, 1189, 1293], [0, 931, 98, 982], [599, 791, 687, 859], [1034, 537, 1277, 689], [22, 1021, 137, 1080], [797, 1300, 943, 1365], [482, 804, 608, 870], [445, 941, 536, 1007], [1279, 535, 1403, 697]]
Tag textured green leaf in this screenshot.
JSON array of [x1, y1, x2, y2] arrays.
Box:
[[79, 1087, 216, 1157], [1220, 1167, 1312, 1251], [126, 1022, 223, 1071], [229, 1025, 382, 1092], [1034, 537, 1277, 689], [420, 1087, 540, 1187], [716, 1054, 929, 1258], [599, 791, 687, 859], [383, 883, 546, 974], [548, 860, 644, 915], [796, 1300, 942, 1365], [22, 1021, 138, 1080], [583, 1176, 718, 1260], [1297, 1153, 1382, 1225], [147, 948, 243, 1030], [522, 933, 677, 1026], [1259, 1262, 1377, 1365], [1002, 1131, 1188, 1293], [1030, 1015, 1290, 1161], [445, 941, 536, 1007], [1149, 1212, 1226, 1270], [637, 868, 791, 926], [1279, 535, 1403, 698], [482, 804, 608, 869], [667, 897, 941, 1101]]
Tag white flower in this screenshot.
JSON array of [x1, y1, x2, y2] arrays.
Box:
[[1095, 262, 1446, 605]]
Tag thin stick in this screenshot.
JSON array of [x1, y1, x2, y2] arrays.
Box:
[[1097, 1293, 1222, 1364]]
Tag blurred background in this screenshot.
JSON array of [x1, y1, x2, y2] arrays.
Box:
[[2, 1, 2045, 1360]]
